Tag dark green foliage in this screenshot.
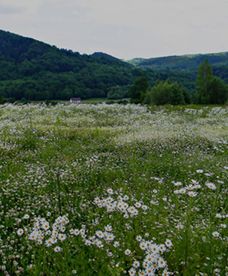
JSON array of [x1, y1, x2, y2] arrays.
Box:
[[196, 60, 213, 103], [207, 77, 228, 104], [107, 85, 129, 99], [0, 95, 5, 104], [145, 81, 188, 105], [196, 61, 228, 104], [0, 30, 142, 101], [129, 76, 149, 103], [183, 89, 192, 104]]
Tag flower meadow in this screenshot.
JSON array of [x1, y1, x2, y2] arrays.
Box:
[[0, 103, 227, 275]]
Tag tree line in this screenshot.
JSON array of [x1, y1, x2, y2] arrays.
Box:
[[129, 61, 228, 105]]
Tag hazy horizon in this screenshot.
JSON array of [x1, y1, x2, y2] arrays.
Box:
[[1, 0, 228, 59]]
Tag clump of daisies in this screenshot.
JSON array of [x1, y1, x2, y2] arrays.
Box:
[[93, 188, 149, 218], [174, 179, 201, 197], [28, 215, 69, 251], [128, 236, 173, 275]]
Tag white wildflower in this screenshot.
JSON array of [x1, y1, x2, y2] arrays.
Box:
[[54, 246, 62, 252], [125, 249, 131, 256], [205, 182, 216, 190], [17, 228, 24, 236]]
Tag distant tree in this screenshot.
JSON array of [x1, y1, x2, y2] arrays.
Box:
[[107, 86, 129, 99], [183, 89, 192, 104], [0, 95, 5, 104], [207, 77, 228, 104], [196, 60, 213, 103], [129, 76, 149, 103], [145, 80, 187, 105], [196, 60, 228, 104]]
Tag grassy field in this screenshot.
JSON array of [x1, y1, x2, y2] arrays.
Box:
[[0, 103, 227, 275]]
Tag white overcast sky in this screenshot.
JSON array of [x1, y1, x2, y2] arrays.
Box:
[[0, 0, 228, 59]]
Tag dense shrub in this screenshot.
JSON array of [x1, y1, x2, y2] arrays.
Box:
[[144, 81, 188, 105], [196, 61, 228, 104], [107, 85, 129, 99], [129, 76, 149, 103]]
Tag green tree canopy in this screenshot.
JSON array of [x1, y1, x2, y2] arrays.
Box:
[[129, 76, 149, 103], [0, 95, 5, 104], [145, 80, 188, 105], [107, 85, 129, 99], [196, 60, 228, 104], [196, 60, 213, 103], [207, 77, 228, 104]]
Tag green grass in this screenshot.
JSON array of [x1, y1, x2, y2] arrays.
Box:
[[0, 103, 227, 275]]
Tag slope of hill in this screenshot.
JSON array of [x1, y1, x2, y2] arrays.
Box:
[[0, 30, 143, 101], [129, 52, 228, 71], [128, 53, 228, 91], [1, 30, 228, 101]]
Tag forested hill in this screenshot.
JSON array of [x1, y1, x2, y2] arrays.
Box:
[[129, 53, 228, 87], [129, 53, 228, 70], [0, 30, 143, 100], [1, 30, 228, 101]]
